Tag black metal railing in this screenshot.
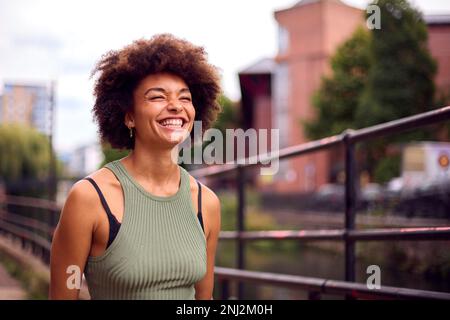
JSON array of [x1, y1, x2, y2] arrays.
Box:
[[0, 106, 450, 299], [189, 105, 450, 300], [0, 195, 57, 264]]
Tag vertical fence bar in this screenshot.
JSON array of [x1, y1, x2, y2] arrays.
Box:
[[237, 165, 246, 299], [49, 209, 57, 242], [220, 278, 230, 300], [308, 291, 322, 300], [344, 132, 356, 296]]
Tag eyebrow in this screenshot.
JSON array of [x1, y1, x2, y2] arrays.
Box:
[[144, 87, 191, 96]]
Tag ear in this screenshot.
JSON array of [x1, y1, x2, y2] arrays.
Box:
[[124, 112, 134, 128]]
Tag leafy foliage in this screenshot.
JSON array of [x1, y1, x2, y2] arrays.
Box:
[[0, 124, 57, 197], [304, 0, 439, 183]]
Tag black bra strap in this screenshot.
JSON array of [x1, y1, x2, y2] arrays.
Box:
[[84, 177, 121, 248], [83, 177, 120, 225], [196, 180, 204, 232]]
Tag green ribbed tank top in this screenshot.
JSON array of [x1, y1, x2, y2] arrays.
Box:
[[83, 160, 207, 300]]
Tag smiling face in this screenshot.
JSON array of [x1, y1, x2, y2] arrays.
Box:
[[126, 72, 195, 149]]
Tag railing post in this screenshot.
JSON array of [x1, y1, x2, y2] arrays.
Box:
[[344, 131, 356, 297], [50, 210, 57, 229], [220, 278, 230, 300], [237, 165, 246, 300], [308, 291, 322, 300]]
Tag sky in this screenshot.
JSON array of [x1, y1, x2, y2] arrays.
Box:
[[0, 0, 449, 154]]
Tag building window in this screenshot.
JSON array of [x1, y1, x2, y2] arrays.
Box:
[[278, 26, 289, 54], [272, 62, 290, 181], [272, 62, 289, 149], [304, 162, 316, 192]]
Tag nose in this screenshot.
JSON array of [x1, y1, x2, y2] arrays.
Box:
[[167, 101, 183, 112]]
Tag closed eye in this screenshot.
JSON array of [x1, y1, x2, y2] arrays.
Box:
[[150, 96, 165, 100]]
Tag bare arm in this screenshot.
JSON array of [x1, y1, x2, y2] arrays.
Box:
[[195, 187, 221, 300], [49, 181, 96, 300]]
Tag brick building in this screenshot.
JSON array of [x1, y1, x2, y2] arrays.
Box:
[[0, 82, 54, 136], [239, 0, 450, 193]]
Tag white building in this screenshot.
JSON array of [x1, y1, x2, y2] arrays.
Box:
[[65, 142, 104, 177]]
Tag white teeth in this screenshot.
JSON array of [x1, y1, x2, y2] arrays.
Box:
[[159, 119, 184, 127]]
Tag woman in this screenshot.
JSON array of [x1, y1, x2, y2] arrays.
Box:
[[49, 34, 222, 300]]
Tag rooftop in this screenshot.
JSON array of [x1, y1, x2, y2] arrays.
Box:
[[239, 58, 276, 75], [424, 14, 450, 25]]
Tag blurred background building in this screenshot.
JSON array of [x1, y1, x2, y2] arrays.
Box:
[[56, 143, 104, 205], [62, 143, 103, 177], [0, 82, 54, 136], [239, 0, 450, 193]]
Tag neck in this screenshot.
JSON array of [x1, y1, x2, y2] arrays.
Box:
[[122, 143, 180, 185]]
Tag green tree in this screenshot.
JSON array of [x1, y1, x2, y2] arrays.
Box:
[[356, 0, 436, 127], [205, 95, 240, 163], [99, 143, 130, 168], [304, 0, 438, 183], [214, 95, 240, 134], [356, 0, 437, 181], [0, 124, 55, 197]]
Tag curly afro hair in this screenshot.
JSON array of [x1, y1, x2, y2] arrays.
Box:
[[91, 33, 222, 150]]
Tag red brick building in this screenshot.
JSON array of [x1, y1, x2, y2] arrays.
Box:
[[239, 0, 450, 193], [427, 15, 450, 92]]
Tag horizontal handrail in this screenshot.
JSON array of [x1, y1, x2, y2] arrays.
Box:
[[0, 195, 61, 212], [190, 135, 342, 177], [0, 210, 54, 236], [219, 226, 450, 241], [0, 220, 51, 252], [214, 267, 450, 300], [190, 106, 450, 178], [349, 106, 450, 143]]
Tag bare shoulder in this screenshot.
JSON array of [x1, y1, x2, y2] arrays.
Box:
[[187, 175, 220, 209], [86, 166, 119, 188], [187, 175, 221, 237], [66, 167, 113, 204], [60, 167, 116, 225], [200, 183, 221, 213]]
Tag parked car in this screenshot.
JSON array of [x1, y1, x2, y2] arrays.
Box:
[[314, 183, 345, 212], [360, 183, 384, 211]]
